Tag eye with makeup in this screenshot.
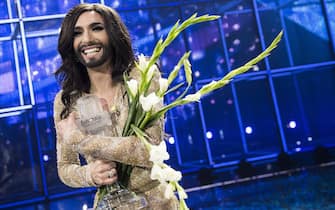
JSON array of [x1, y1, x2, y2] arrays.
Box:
[[73, 29, 82, 37], [92, 25, 104, 32]]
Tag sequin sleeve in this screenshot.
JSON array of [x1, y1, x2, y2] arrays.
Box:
[[54, 91, 97, 188], [76, 102, 164, 168]]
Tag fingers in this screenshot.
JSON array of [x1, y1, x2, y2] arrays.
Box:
[[94, 160, 117, 172], [106, 168, 117, 179], [105, 168, 118, 185], [91, 160, 118, 186], [102, 160, 116, 168], [56, 112, 80, 142], [93, 168, 118, 186]]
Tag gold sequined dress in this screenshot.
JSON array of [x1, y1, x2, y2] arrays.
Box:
[[53, 69, 179, 209]]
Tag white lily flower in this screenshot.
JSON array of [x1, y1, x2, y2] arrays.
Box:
[[140, 92, 161, 112], [138, 54, 148, 72], [126, 79, 138, 97], [178, 188, 188, 199], [147, 64, 158, 82], [150, 163, 164, 182], [184, 92, 201, 102], [159, 78, 169, 95], [162, 167, 182, 182], [164, 183, 175, 199], [150, 141, 170, 163]]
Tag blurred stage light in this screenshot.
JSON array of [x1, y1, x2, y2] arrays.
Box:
[[43, 154, 49, 162], [288, 121, 296, 128], [232, 23, 240, 30], [245, 126, 253, 134], [194, 71, 200, 77], [219, 129, 224, 139], [188, 134, 193, 144], [82, 203, 88, 210], [233, 39, 240, 45], [252, 65, 259, 71], [168, 136, 175, 144], [206, 131, 213, 139]]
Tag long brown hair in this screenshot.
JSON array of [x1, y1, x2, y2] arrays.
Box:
[[55, 3, 135, 119]]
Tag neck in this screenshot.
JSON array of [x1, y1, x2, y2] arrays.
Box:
[[87, 64, 114, 96]]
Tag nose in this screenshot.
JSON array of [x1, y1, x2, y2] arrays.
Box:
[[81, 30, 93, 43]]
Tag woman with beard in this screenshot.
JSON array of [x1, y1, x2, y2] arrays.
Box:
[[54, 3, 178, 209]]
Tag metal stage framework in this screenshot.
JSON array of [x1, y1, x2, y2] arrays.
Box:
[[0, 0, 334, 209]]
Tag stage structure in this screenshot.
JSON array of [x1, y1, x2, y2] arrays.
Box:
[[0, 0, 334, 209]]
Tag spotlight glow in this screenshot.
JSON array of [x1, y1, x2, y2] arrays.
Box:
[[188, 134, 193, 144], [43, 154, 49, 162], [206, 131, 213, 139], [245, 126, 253, 134], [296, 141, 301, 145], [112, 0, 120, 8], [233, 39, 240, 45], [194, 71, 200, 77], [289, 121, 296, 128], [168, 136, 175, 144], [252, 65, 259, 71], [232, 23, 240, 30], [307, 136, 313, 142], [155, 23, 161, 30], [295, 147, 301, 152], [82, 204, 88, 210], [219, 129, 224, 139]]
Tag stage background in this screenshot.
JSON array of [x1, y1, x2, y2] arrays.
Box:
[[0, 0, 334, 209]]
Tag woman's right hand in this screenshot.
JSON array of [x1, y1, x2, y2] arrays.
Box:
[[88, 160, 118, 186], [56, 112, 81, 145]]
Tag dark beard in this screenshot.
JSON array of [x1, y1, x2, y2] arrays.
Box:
[[75, 42, 111, 68]]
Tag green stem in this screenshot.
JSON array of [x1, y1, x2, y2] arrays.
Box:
[[175, 85, 191, 101], [122, 94, 139, 136], [164, 82, 185, 95], [139, 111, 152, 130]]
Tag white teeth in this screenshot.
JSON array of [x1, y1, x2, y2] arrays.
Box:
[[83, 48, 100, 54]]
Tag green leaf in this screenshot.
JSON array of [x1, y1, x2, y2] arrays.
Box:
[[130, 124, 151, 150], [167, 52, 191, 85], [122, 94, 139, 136], [197, 31, 283, 96], [165, 82, 185, 95], [183, 58, 192, 86], [148, 14, 220, 82]]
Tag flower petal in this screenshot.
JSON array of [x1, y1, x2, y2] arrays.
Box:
[[126, 79, 138, 97], [139, 92, 161, 112]]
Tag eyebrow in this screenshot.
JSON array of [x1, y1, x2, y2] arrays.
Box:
[[74, 22, 104, 30]]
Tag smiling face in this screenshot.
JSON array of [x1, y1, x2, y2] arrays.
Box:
[[73, 11, 111, 69]]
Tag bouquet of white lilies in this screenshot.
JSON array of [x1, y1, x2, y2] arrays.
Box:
[[119, 13, 282, 210]]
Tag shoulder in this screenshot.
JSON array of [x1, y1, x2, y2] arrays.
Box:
[[53, 90, 64, 122], [53, 90, 63, 104]]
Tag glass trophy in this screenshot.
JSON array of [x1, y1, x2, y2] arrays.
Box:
[[75, 95, 148, 210]]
